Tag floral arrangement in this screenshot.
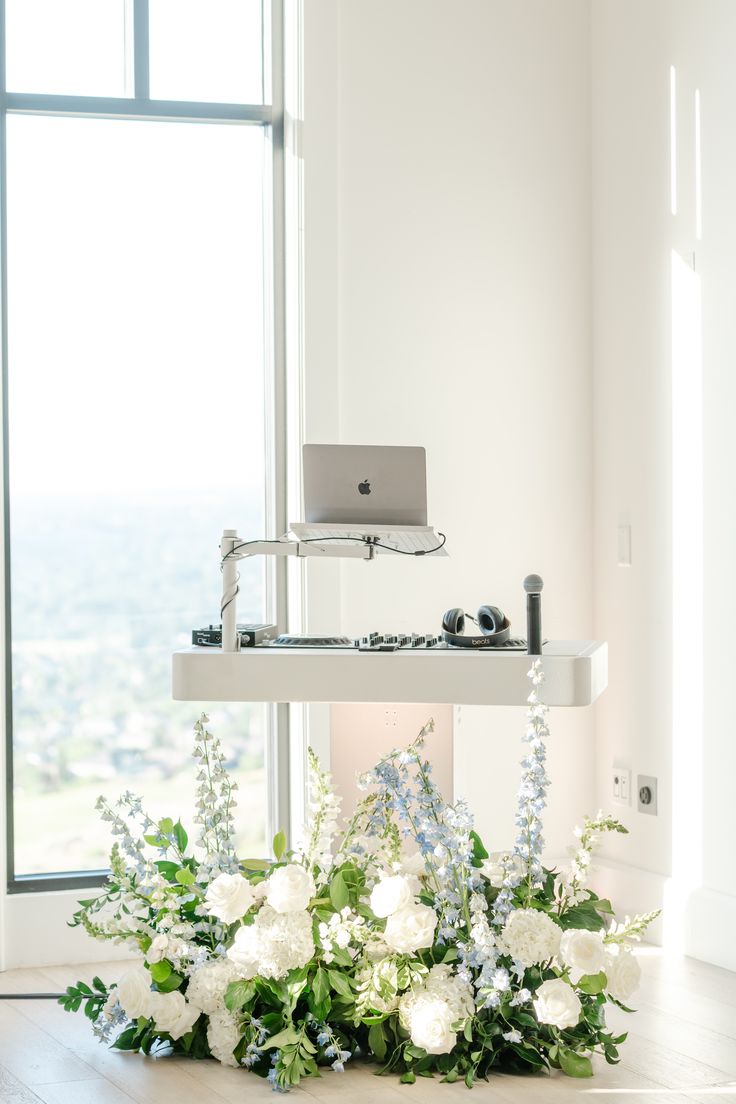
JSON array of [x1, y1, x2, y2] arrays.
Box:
[[61, 662, 658, 1089]]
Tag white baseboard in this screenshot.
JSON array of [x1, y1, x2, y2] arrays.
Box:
[[579, 857, 736, 973], [684, 887, 736, 973]]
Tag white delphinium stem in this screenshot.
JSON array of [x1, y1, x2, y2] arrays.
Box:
[[555, 812, 627, 908], [302, 747, 342, 883], [192, 714, 239, 881], [512, 660, 550, 902], [604, 909, 661, 945]]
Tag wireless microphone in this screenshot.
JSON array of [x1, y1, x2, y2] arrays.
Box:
[[523, 574, 544, 656]]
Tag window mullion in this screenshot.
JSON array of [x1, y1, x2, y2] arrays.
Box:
[[133, 0, 150, 100]]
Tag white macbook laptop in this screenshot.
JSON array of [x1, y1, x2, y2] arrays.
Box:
[[302, 444, 427, 526]]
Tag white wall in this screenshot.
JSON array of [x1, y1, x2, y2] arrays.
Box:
[[302, 0, 596, 862], [592, 0, 736, 969]]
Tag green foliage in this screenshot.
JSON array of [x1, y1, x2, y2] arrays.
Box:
[[58, 976, 108, 1019], [272, 830, 287, 861]]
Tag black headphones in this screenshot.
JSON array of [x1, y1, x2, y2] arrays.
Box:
[[441, 605, 511, 648]]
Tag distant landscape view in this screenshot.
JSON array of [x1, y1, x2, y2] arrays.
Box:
[[10, 493, 268, 876]]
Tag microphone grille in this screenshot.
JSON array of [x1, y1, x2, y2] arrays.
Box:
[[523, 573, 544, 594]]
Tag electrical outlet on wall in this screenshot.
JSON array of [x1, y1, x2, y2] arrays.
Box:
[[612, 765, 631, 804], [638, 774, 658, 815]]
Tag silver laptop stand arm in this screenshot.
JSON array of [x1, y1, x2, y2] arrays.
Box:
[[219, 528, 375, 652]]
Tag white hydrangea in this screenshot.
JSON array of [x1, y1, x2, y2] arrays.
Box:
[[207, 1008, 242, 1067], [500, 908, 561, 967], [186, 958, 244, 1015], [227, 905, 315, 980]]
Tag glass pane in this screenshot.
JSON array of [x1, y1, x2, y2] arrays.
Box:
[[5, 0, 128, 98], [149, 0, 263, 104], [6, 115, 269, 875]]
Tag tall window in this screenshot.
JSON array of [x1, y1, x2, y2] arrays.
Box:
[[1, 0, 282, 887]]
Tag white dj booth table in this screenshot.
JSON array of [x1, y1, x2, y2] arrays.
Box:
[[173, 527, 608, 709], [172, 640, 607, 707]]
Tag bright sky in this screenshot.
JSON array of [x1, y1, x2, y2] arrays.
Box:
[[5, 0, 266, 500]]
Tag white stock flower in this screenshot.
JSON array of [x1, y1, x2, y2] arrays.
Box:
[[559, 928, 606, 981], [370, 875, 414, 918], [265, 864, 315, 913], [384, 902, 437, 955], [533, 978, 582, 1030], [480, 852, 525, 888], [205, 872, 255, 924], [186, 958, 244, 1015], [147, 933, 171, 964], [116, 965, 154, 1020], [604, 948, 641, 1002], [501, 908, 561, 967], [150, 990, 200, 1040], [207, 1008, 242, 1067]]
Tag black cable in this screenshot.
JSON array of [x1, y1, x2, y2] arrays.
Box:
[[0, 993, 65, 999], [300, 532, 450, 556], [221, 531, 447, 566]]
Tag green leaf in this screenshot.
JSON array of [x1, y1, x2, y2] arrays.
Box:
[[148, 960, 171, 984], [225, 979, 257, 1012], [155, 971, 183, 993], [470, 829, 489, 866], [144, 834, 163, 847], [594, 897, 615, 915], [175, 867, 196, 886], [329, 871, 349, 911], [272, 830, 287, 861], [577, 970, 607, 995], [368, 1022, 387, 1061], [159, 817, 175, 835], [559, 1048, 594, 1078], [155, 860, 180, 882], [400, 1071, 416, 1084], [173, 820, 188, 852], [559, 902, 606, 931], [112, 1026, 140, 1050], [264, 1026, 299, 1050], [312, 966, 330, 1007], [327, 969, 353, 999]]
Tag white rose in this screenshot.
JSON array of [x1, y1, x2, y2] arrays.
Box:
[[384, 902, 437, 954], [265, 864, 315, 913], [533, 978, 582, 1030], [604, 949, 641, 1002], [559, 928, 606, 982], [149, 990, 200, 1040], [407, 996, 456, 1054], [501, 908, 562, 967], [226, 923, 261, 978], [400, 851, 427, 878], [480, 852, 525, 888], [205, 872, 255, 924], [116, 965, 154, 1020], [370, 875, 414, 918]]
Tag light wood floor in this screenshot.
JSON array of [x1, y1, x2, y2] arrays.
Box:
[[0, 949, 735, 1103]]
